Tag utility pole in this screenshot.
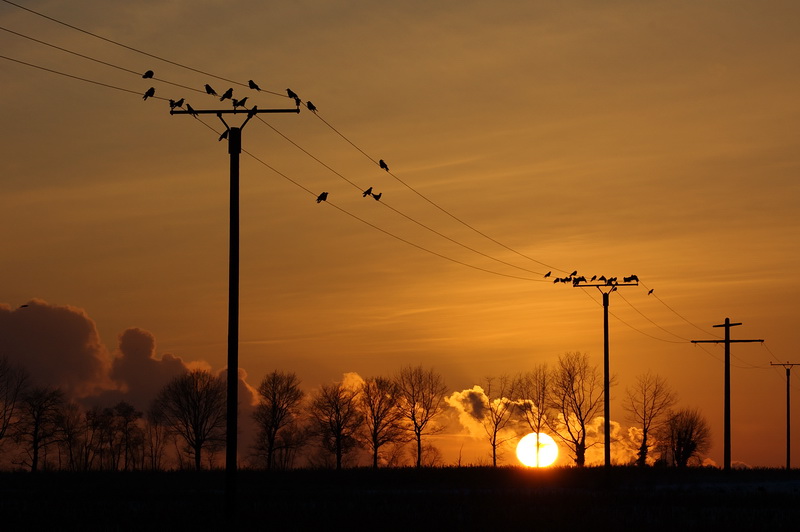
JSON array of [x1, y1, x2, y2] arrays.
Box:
[[770, 362, 797, 470], [557, 273, 639, 468], [691, 318, 763, 472], [170, 104, 299, 518]]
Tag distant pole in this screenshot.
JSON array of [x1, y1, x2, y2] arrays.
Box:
[[692, 318, 763, 472], [170, 104, 299, 517], [771, 362, 797, 470], [558, 274, 639, 468]]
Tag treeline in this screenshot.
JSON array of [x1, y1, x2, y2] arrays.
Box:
[[0, 353, 711, 472]]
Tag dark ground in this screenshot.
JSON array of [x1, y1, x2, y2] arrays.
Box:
[[2, 466, 799, 531]]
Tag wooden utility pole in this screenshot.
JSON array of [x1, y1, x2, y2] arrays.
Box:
[[558, 274, 638, 468], [170, 104, 299, 517], [770, 362, 797, 470], [692, 318, 763, 472]]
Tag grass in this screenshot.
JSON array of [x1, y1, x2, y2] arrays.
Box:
[[2, 466, 799, 530]]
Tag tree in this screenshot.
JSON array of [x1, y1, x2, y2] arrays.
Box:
[[395, 365, 448, 468], [481, 376, 517, 467], [0, 356, 29, 450], [252, 370, 305, 469], [547, 352, 604, 467], [357, 376, 405, 469], [15, 386, 64, 473], [111, 401, 143, 471], [143, 405, 169, 471], [513, 365, 551, 467], [152, 370, 226, 470], [659, 408, 711, 468], [623, 371, 677, 467], [308, 382, 363, 470]]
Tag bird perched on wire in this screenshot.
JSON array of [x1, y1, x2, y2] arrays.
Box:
[[379, 159, 389, 172], [316, 192, 328, 203], [648, 289, 654, 295], [286, 88, 300, 103], [233, 97, 248, 109], [372, 192, 382, 201], [169, 98, 184, 109], [186, 103, 198, 117], [544, 271, 551, 278], [142, 87, 155, 100], [623, 274, 639, 283], [220, 88, 233, 101], [247, 105, 258, 119], [248, 80, 261, 91], [306, 101, 317, 113], [142, 70, 154, 79], [204, 84, 218, 96], [362, 186, 373, 197]]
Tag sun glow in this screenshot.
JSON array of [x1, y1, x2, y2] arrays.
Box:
[[516, 432, 558, 467]]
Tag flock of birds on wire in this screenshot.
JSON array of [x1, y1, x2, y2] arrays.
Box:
[[140, 69, 388, 207], [546, 271, 653, 293]]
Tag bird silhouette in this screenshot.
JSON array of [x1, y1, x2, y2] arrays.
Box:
[[248, 80, 261, 91], [169, 98, 184, 109], [544, 271, 551, 278], [306, 101, 317, 113], [204, 84, 218, 96], [372, 192, 382, 201], [379, 159, 389, 172], [218, 129, 229, 142], [247, 105, 258, 119], [142, 70, 154, 79], [647, 289, 654, 295], [286, 88, 301, 106], [220, 88, 233, 101], [624, 274, 639, 283], [186, 103, 198, 117], [362, 186, 373, 197], [142, 87, 155, 100], [316, 192, 328, 203], [590, 275, 597, 282], [569, 270, 578, 277], [233, 97, 248, 109]]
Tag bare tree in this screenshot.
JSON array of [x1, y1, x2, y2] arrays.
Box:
[[143, 405, 169, 471], [513, 364, 551, 467], [252, 370, 305, 469], [357, 376, 406, 469], [547, 352, 604, 467], [15, 386, 64, 473], [658, 407, 711, 468], [308, 382, 363, 470], [111, 401, 143, 471], [480, 376, 517, 467], [623, 371, 677, 467], [395, 365, 448, 468], [0, 356, 29, 450], [152, 370, 226, 470]]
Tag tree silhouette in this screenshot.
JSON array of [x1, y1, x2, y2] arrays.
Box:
[[15, 386, 64, 473], [357, 376, 406, 469], [309, 382, 363, 470], [623, 371, 677, 467], [548, 352, 605, 467], [481, 376, 517, 467], [659, 407, 711, 467], [0, 356, 28, 452], [252, 370, 305, 469], [152, 370, 226, 470], [395, 365, 448, 468], [514, 365, 552, 467]]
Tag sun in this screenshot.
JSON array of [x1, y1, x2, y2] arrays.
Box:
[[516, 432, 558, 467]]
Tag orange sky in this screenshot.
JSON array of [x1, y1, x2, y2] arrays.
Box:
[[1, 0, 799, 468]]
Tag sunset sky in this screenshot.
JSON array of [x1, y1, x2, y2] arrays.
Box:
[[1, 0, 799, 467]]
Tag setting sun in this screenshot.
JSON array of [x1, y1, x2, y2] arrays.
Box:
[[516, 433, 558, 468]]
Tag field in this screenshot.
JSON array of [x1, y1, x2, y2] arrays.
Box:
[[2, 467, 799, 531]]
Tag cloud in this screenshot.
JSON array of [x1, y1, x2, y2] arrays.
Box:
[[0, 299, 114, 397], [445, 386, 490, 439]]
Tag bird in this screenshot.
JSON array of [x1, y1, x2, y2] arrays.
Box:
[[218, 129, 229, 142], [379, 159, 389, 172], [287, 88, 299, 101], [142, 87, 155, 100], [544, 271, 551, 278], [590, 275, 597, 282], [372, 192, 382, 201], [233, 97, 248, 109], [306, 101, 317, 113], [316, 192, 328, 203], [220, 88, 233, 101], [248, 79, 261, 91], [186, 103, 198, 117], [362, 186, 373, 197], [247, 105, 258, 119], [204, 84, 218, 96], [171, 98, 185, 109], [624, 274, 639, 283], [142, 70, 154, 79], [569, 270, 578, 277]]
